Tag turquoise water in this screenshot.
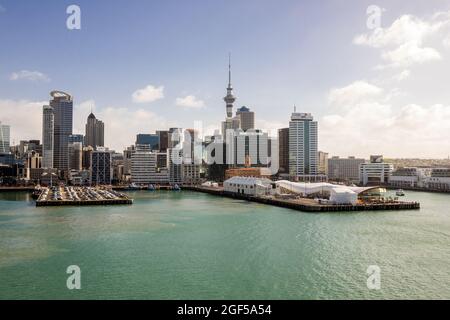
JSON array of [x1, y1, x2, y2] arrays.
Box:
[[0, 190, 449, 299]]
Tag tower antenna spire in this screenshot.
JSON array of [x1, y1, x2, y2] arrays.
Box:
[[228, 52, 232, 88]]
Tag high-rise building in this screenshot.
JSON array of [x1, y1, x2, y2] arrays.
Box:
[[289, 112, 318, 180], [42, 105, 54, 168], [69, 134, 84, 145], [50, 91, 73, 174], [182, 129, 201, 185], [278, 128, 289, 174], [136, 134, 159, 150], [318, 151, 329, 175], [82, 146, 94, 170], [328, 156, 365, 183], [90, 148, 112, 185], [68, 142, 83, 171], [168, 147, 183, 185], [168, 128, 182, 148], [130, 145, 169, 184], [156, 130, 169, 152], [84, 113, 104, 149], [236, 106, 255, 131], [0, 122, 10, 153]]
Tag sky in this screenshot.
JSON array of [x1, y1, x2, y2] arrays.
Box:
[[1, 0, 450, 158]]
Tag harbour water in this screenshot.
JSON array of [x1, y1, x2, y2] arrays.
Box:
[[0, 190, 449, 299]]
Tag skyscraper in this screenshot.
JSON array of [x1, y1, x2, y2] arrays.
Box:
[[85, 112, 104, 149], [0, 122, 10, 153], [278, 128, 289, 174], [42, 105, 54, 168], [156, 130, 169, 152], [136, 134, 159, 150], [90, 148, 112, 185], [68, 142, 83, 171], [50, 91, 73, 173], [289, 112, 318, 180], [236, 106, 255, 131]]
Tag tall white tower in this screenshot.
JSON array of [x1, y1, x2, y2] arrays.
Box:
[[289, 112, 318, 179], [223, 53, 235, 118]]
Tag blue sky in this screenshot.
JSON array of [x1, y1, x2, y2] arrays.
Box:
[[1, 0, 450, 157]]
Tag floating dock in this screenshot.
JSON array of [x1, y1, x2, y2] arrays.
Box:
[[184, 186, 420, 212]]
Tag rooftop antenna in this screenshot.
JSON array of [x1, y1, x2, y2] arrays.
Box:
[[294, 105, 297, 113]]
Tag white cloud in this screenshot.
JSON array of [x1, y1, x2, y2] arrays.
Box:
[[328, 81, 383, 107], [175, 95, 205, 109], [9, 70, 50, 82], [354, 13, 449, 68], [322, 81, 450, 158], [131, 85, 164, 103], [0, 99, 47, 144], [393, 69, 411, 81], [73, 100, 174, 151]]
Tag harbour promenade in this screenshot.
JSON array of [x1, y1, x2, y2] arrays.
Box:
[[184, 186, 420, 212]]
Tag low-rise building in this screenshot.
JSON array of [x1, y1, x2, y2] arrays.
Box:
[[328, 156, 365, 183], [426, 168, 450, 190], [389, 167, 430, 188], [359, 155, 393, 186], [223, 176, 275, 196]]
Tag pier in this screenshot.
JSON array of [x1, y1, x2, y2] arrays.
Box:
[[36, 186, 133, 207], [184, 186, 420, 212]]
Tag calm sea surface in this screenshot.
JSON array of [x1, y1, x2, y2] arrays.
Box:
[[0, 190, 449, 299]]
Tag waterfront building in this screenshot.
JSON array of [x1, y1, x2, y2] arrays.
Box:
[[426, 168, 450, 190], [278, 128, 289, 175], [68, 142, 83, 171], [42, 105, 54, 168], [359, 155, 393, 186], [224, 176, 275, 196], [236, 106, 255, 131], [389, 167, 430, 188], [276, 180, 386, 205], [318, 151, 329, 175], [90, 148, 112, 185], [85, 113, 104, 149], [131, 145, 169, 185], [136, 133, 159, 151], [328, 156, 365, 183], [289, 112, 319, 181], [168, 147, 183, 185], [50, 91, 73, 174]]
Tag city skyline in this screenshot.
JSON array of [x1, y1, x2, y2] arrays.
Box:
[[1, 0, 450, 157]]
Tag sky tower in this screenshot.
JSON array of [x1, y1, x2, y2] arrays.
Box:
[[224, 53, 236, 118]]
